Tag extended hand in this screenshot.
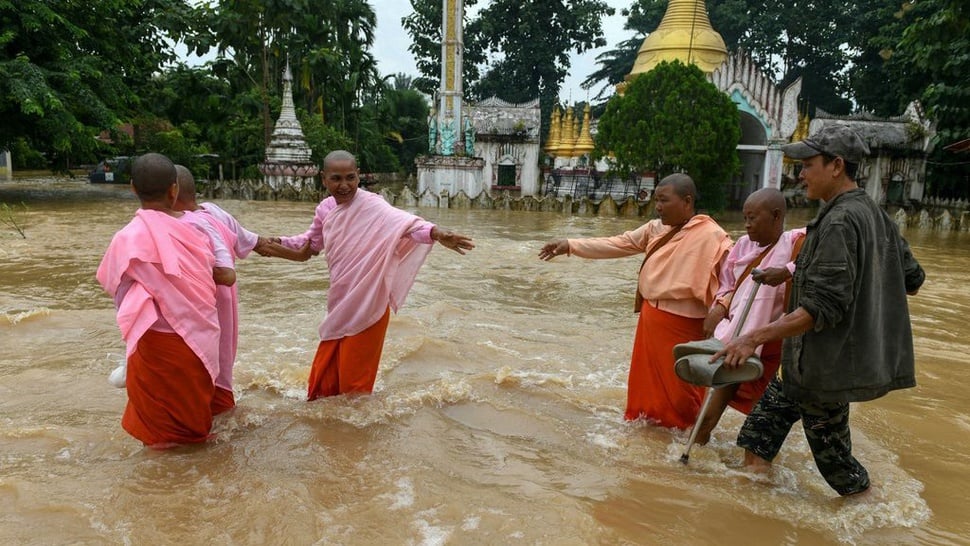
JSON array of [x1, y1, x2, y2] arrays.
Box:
[[259, 240, 314, 262], [538, 239, 569, 261], [434, 228, 475, 255], [711, 333, 759, 368], [752, 267, 791, 287]]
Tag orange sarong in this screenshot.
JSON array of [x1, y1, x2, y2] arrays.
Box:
[[122, 330, 215, 447], [626, 301, 706, 429], [307, 308, 391, 400]]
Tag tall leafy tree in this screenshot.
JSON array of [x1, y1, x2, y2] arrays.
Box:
[[885, 0, 970, 198], [595, 61, 740, 211], [402, 0, 486, 97], [194, 0, 380, 144], [0, 0, 195, 168], [471, 0, 615, 144]]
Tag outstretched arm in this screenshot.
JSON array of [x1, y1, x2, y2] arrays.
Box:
[[256, 240, 315, 262], [431, 226, 475, 255]]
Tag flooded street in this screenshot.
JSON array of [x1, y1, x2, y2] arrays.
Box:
[[1, 177, 967, 545]]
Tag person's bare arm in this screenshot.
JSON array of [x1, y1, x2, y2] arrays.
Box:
[[703, 302, 728, 338], [257, 240, 314, 262]]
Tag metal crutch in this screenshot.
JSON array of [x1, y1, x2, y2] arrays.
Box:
[[680, 272, 763, 464]]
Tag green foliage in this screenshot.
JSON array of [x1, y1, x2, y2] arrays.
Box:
[[471, 0, 615, 142], [595, 61, 740, 211], [297, 111, 354, 167], [403, 0, 487, 96], [0, 0, 196, 169], [886, 0, 970, 198]]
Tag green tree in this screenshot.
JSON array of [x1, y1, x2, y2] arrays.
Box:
[[0, 0, 196, 169], [595, 61, 740, 211], [402, 0, 486, 96], [472, 1, 614, 130], [886, 0, 970, 198], [194, 0, 380, 144]]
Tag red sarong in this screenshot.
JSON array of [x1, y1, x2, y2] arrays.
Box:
[[307, 308, 391, 400], [122, 330, 215, 447], [211, 387, 236, 415], [626, 301, 706, 429], [728, 339, 782, 414]]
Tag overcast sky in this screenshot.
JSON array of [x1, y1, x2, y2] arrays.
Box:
[[370, 0, 635, 102]]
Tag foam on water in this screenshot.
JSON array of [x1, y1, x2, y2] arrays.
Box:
[[383, 477, 415, 510], [493, 365, 574, 388], [659, 423, 931, 544], [413, 510, 452, 546], [294, 376, 477, 429], [1, 307, 50, 325]]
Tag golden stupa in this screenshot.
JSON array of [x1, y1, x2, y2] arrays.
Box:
[[573, 104, 595, 157], [554, 107, 576, 157], [544, 106, 562, 155], [628, 0, 728, 77]]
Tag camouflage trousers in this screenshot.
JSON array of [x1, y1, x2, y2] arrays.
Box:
[[737, 377, 870, 496]]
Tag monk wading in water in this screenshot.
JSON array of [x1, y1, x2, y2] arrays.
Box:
[[97, 153, 234, 448], [259, 150, 475, 399], [540, 173, 732, 429]]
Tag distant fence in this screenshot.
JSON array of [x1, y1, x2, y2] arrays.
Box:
[[199, 178, 970, 230]]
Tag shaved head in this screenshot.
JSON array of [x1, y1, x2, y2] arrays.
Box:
[[323, 150, 357, 171], [174, 165, 197, 208], [656, 173, 697, 202], [744, 188, 786, 216], [131, 153, 177, 201], [742, 188, 786, 245]]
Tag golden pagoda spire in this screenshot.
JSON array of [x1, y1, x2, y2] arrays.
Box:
[[545, 105, 562, 155], [573, 104, 595, 157], [554, 106, 575, 157], [628, 0, 728, 77]]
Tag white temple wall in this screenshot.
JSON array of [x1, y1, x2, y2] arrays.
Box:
[[476, 141, 541, 196]]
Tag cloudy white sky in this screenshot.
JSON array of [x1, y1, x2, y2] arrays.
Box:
[[370, 0, 635, 102]]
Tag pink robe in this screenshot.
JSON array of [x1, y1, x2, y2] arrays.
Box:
[[96, 209, 221, 381], [280, 190, 435, 340], [713, 229, 807, 349], [189, 209, 241, 396]]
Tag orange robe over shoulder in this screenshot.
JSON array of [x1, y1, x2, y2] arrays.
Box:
[[569, 215, 732, 428]]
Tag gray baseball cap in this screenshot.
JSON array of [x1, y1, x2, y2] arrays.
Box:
[[781, 124, 871, 162]]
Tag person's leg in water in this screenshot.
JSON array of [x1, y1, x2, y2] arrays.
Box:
[[692, 384, 740, 445], [736, 377, 800, 472]]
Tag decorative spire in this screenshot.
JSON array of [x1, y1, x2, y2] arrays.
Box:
[[545, 105, 562, 155], [628, 0, 727, 77], [556, 106, 576, 157], [259, 59, 319, 190], [573, 104, 595, 157]]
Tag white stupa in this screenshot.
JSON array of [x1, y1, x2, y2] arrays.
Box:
[[259, 61, 319, 191]]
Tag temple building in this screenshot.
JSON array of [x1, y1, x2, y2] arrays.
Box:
[[809, 102, 934, 206], [259, 62, 319, 192], [416, 0, 541, 198], [547, 0, 802, 207]]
